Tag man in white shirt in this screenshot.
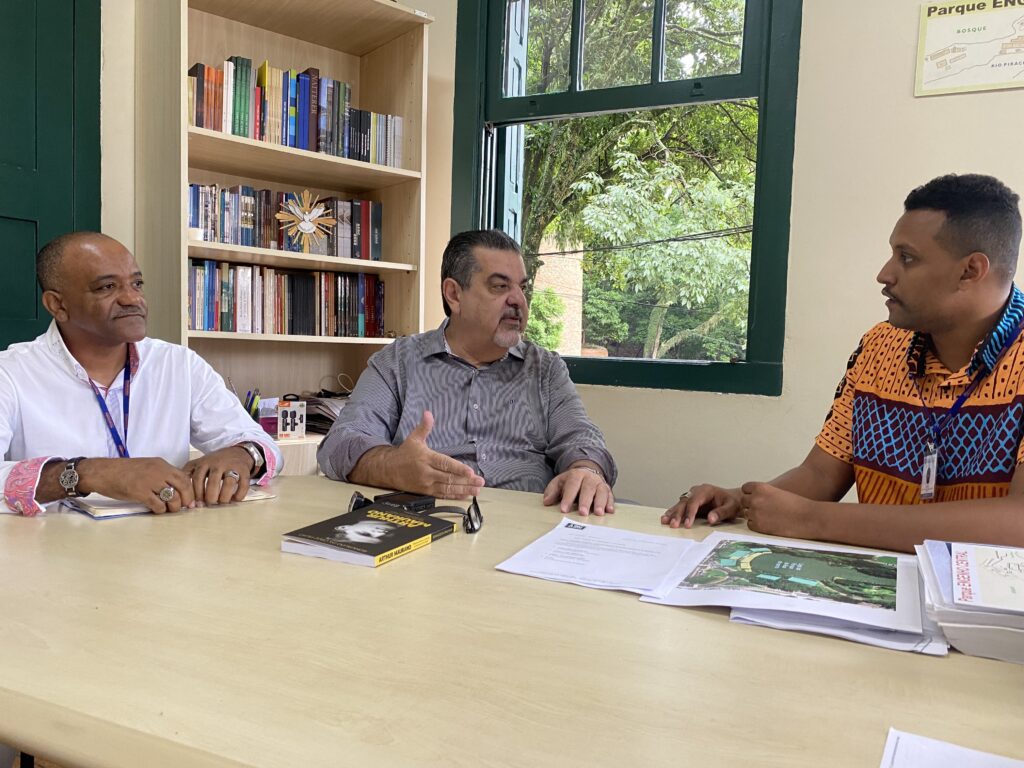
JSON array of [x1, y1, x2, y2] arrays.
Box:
[[0, 231, 282, 516]]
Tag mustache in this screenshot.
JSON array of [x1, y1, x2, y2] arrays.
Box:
[[881, 289, 898, 302], [114, 308, 146, 318], [502, 308, 522, 320]]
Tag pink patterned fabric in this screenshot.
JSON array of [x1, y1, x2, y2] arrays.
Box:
[[255, 440, 278, 487], [3, 457, 56, 516]]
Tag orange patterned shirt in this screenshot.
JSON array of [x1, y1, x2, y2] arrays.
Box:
[[816, 287, 1024, 504]]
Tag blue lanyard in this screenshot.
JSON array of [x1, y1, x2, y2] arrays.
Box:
[[89, 351, 131, 458], [911, 322, 1022, 449]]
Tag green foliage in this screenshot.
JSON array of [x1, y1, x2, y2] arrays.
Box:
[[517, 0, 757, 362], [524, 287, 566, 349]]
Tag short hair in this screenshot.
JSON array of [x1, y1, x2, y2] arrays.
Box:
[[440, 229, 521, 316], [36, 231, 107, 292], [904, 174, 1022, 280]]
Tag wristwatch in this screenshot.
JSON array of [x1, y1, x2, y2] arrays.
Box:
[[238, 441, 265, 474], [58, 457, 88, 497]]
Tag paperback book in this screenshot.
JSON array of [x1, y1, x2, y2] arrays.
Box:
[[281, 505, 456, 567]]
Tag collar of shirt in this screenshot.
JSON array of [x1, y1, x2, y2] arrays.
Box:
[[44, 320, 142, 385], [906, 284, 1024, 384], [426, 318, 527, 366]]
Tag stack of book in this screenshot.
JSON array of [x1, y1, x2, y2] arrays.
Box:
[[187, 261, 385, 338], [916, 540, 1024, 664], [188, 185, 383, 261], [187, 59, 403, 168]]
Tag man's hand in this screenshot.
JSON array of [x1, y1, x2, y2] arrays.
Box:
[[354, 411, 485, 500], [76, 457, 196, 514], [183, 445, 254, 506], [740, 482, 820, 539], [543, 464, 614, 516], [661, 484, 742, 529]]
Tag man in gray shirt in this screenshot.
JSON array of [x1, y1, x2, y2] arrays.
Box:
[[317, 229, 617, 516]]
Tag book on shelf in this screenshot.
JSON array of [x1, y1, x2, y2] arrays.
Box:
[[188, 259, 386, 338], [65, 487, 277, 519], [187, 56, 405, 168], [188, 182, 383, 261], [281, 504, 456, 567]]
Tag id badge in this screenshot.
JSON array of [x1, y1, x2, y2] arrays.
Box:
[[920, 442, 938, 500]]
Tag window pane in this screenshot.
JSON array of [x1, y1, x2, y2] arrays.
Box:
[[504, 0, 571, 97], [511, 100, 758, 362], [663, 0, 745, 81], [581, 0, 654, 90]]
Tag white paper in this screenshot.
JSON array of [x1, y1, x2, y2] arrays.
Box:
[[730, 608, 948, 656], [495, 518, 695, 596], [63, 487, 276, 519], [879, 728, 1024, 768], [951, 543, 1024, 613], [642, 532, 922, 633]]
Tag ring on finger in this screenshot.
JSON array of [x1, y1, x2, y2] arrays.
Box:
[[225, 470, 241, 482], [679, 491, 691, 501], [158, 486, 176, 502]]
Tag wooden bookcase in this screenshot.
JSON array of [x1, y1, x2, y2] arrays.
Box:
[[136, 0, 431, 402]]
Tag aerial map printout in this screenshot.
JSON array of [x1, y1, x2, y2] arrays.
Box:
[[916, 1, 1024, 95]]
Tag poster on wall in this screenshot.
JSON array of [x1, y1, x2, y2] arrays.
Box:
[[915, 2, 1024, 96]]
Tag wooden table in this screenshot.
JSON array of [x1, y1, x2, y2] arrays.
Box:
[[1, 477, 1021, 767]]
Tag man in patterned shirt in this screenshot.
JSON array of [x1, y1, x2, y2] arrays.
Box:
[[318, 229, 617, 516], [662, 174, 1024, 552]]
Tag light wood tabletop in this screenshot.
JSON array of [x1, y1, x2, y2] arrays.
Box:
[[1, 476, 1022, 767]]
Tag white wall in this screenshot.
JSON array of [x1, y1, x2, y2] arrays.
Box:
[[101, 0, 1024, 507]]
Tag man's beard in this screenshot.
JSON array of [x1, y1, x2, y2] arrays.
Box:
[[493, 311, 523, 348]]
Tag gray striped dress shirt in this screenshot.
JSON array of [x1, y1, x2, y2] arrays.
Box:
[[317, 322, 617, 492]]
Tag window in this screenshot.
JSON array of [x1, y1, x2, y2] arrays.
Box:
[[452, 0, 802, 394]]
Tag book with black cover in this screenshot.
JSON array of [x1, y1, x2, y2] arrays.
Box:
[[282, 505, 456, 567]]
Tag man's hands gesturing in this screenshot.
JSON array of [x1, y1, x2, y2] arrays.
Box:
[[351, 411, 485, 500]]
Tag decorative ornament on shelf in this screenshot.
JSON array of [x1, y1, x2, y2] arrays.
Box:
[[276, 189, 337, 253]]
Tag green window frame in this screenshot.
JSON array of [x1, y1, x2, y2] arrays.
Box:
[[451, 0, 802, 395]]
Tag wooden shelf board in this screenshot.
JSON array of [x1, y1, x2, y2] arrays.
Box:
[[187, 241, 417, 274], [188, 128, 420, 192], [188, 0, 431, 56], [188, 331, 396, 345]]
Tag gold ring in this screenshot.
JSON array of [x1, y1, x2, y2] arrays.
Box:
[[158, 487, 175, 502]]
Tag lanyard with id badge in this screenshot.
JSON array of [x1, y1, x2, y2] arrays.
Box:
[[911, 323, 1021, 500]]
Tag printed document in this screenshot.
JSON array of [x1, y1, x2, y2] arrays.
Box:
[[495, 518, 695, 597], [642, 532, 923, 633]]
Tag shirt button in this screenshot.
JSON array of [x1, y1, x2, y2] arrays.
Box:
[[480, 452, 487, 461], [472, 403, 479, 410], [14, 501, 24, 513]]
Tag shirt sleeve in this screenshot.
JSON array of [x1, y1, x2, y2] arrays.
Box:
[[542, 354, 618, 486], [316, 349, 401, 482], [0, 368, 59, 515], [815, 331, 871, 465], [186, 350, 284, 483]]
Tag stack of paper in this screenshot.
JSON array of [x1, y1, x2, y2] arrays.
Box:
[[642, 532, 947, 655], [304, 396, 348, 434], [495, 518, 695, 598], [916, 540, 1024, 664], [63, 487, 277, 519]]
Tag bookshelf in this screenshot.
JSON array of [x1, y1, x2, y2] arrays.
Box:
[[136, 0, 431, 402]]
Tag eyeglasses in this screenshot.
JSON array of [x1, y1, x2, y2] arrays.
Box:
[[431, 497, 483, 534], [345, 492, 483, 534]]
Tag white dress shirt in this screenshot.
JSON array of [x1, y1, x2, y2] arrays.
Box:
[[0, 321, 282, 514]]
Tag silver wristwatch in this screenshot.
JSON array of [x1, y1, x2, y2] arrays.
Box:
[[58, 457, 88, 497], [238, 441, 265, 473]]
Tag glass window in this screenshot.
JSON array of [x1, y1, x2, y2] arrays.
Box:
[[581, 0, 655, 90], [663, 0, 746, 81], [516, 100, 758, 362]]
